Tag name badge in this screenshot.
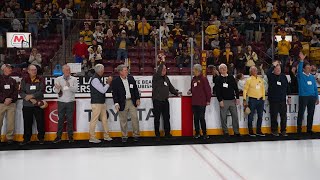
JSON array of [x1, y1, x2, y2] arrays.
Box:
[[277, 81, 281, 86], [307, 81, 312, 85], [256, 85, 261, 89], [4, 85, 10, 89], [30, 85, 36, 90], [223, 83, 228, 88], [130, 84, 133, 89], [164, 82, 168, 86], [194, 83, 197, 87], [63, 86, 69, 90]]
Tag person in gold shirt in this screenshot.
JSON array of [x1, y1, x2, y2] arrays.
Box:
[[277, 35, 291, 72], [243, 66, 266, 137], [137, 17, 151, 47]]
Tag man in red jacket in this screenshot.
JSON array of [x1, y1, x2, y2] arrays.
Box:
[[72, 36, 88, 63], [187, 64, 212, 139]]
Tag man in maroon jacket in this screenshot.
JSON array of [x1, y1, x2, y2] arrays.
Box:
[[72, 36, 88, 63], [187, 64, 212, 139], [0, 64, 18, 145]]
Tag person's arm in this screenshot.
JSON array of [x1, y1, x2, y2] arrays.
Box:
[[297, 60, 303, 78], [19, 78, 27, 99], [111, 79, 120, 106], [28, 55, 34, 63], [155, 62, 164, 77], [232, 76, 240, 100], [203, 77, 212, 103], [53, 77, 61, 94], [131, 76, 140, 100], [314, 78, 319, 99], [33, 77, 45, 99], [243, 78, 250, 101], [215, 77, 223, 102], [11, 80, 19, 103], [168, 78, 179, 96], [261, 77, 266, 100], [69, 77, 79, 93], [91, 78, 109, 94], [266, 66, 275, 78]]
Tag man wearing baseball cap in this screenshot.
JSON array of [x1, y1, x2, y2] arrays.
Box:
[[0, 64, 18, 145]]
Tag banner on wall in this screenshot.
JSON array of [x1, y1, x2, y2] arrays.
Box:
[[44, 101, 77, 132]]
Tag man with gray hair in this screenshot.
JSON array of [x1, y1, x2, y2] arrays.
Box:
[[243, 65, 266, 137], [215, 64, 240, 136], [89, 64, 113, 143], [112, 65, 140, 143], [53, 65, 79, 143]]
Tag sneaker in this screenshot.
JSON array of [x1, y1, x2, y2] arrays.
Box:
[[122, 137, 128, 143], [104, 137, 113, 141], [248, 132, 256, 137], [194, 134, 201, 139], [53, 138, 61, 144], [165, 134, 173, 138], [256, 132, 266, 137], [20, 140, 31, 146], [234, 133, 241, 137], [89, 138, 101, 144], [203, 135, 210, 139], [133, 137, 139, 142], [281, 132, 288, 137], [68, 138, 74, 143], [223, 133, 230, 137], [39, 139, 45, 145], [307, 131, 315, 136], [271, 132, 279, 137]]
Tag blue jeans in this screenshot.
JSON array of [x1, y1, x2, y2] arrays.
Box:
[[28, 23, 38, 38], [75, 56, 84, 63], [117, 49, 128, 60], [248, 97, 264, 133]]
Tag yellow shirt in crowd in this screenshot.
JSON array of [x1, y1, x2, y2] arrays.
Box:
[[119, 40, 126, 49], [205, 24, 219, 39], [243, 76, 265, 101], [138, 22, 151, 35], [277, 40, 291, 55]]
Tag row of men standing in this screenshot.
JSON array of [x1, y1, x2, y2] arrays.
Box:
[[0, 51, 319, 145]]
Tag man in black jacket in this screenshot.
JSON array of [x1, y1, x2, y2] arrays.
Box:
[[266, 61, 291, 136], [112, 65, 140, 143], [152, 53, 180, 140]]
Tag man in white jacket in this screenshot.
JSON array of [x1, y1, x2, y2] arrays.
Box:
[[53, 65, 79, 143]]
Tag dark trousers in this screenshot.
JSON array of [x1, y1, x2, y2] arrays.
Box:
[[248, 98, 264, 133], [153, 99, 171, 137], [192, 105, 207, 135], [57, 101, 75, 138], [269, 101, 287, 133], [297, 96, 316, 132], [22, 106, 45, 141]]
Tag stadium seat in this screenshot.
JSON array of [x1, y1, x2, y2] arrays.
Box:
[[167, 67, 179, 75], [179, 67, 191, 75]]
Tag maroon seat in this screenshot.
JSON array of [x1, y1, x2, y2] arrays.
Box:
[[166, 59, 176, 67], [102, 59, 114, 67], [140, 67, 155, 75], [11, 68, 21, 76], [179, 67, 191, 75], [130, 58, 140, 66], [114, 60, 125, 67], [167, 67, 179, 75], [104, 66, 114, 75], [129, 52, 139, 58], [129, 66, 140, 75]]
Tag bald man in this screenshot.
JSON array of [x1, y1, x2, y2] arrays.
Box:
[[20, 65, 45, 145]]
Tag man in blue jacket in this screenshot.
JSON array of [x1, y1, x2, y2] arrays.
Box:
[[266, 61, 291, 136], [297, 52, 319, 135]]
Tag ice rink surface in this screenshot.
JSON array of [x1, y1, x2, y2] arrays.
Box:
[[1, 140, 320, 180]]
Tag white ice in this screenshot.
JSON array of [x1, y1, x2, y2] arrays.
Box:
[[0, 140, 320, 180]]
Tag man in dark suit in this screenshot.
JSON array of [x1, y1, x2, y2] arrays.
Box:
[[112, 64, 141, 143]]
